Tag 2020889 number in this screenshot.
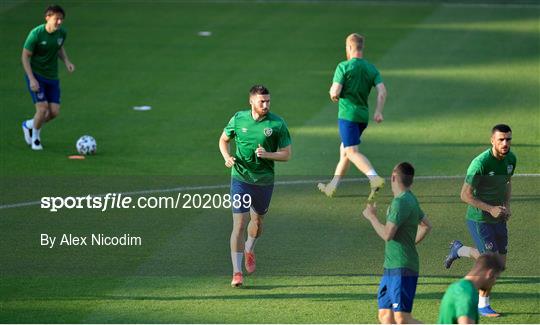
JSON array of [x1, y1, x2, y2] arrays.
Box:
[[181, 193, 251, 209]]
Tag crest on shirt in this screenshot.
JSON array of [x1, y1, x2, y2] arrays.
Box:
[[241, 128, 248, 133], [485, 242, 494, 251], [488, 171, 495, 176], [263, 128, 273, 137], [507, 165, 514, 174], [57, 38, 63, 46]]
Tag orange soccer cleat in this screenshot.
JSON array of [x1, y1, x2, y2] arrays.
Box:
[[231, 272, 243, 287], [244, 251, 256, 274]]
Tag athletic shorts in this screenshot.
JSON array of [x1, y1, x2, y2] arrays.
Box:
[[467, 219, 508, 254], [230, 178, 274, 215], [338, 119, 367, 147], [377, 268, 419, 313], [25, 73, 61, 104]]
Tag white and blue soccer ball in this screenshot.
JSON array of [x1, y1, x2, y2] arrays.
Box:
[[76, 135, 97, 155]]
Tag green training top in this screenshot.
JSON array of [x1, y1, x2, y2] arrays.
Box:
[[384, 190, 425, 273], [224, 110, 291, 185], [23, 24, 67, 80], [465, 148, 516, 223], [332, 58, 383, 123], [438, 279, 479, 324]]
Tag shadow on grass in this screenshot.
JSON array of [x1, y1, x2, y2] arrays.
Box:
[[241, 282, 379, 290], [7, 290, 538, 303], [333, 194, 539, 204], [98, 290, 538, 302], [259, 274, 540, 283], [502, 312, 540, 316]]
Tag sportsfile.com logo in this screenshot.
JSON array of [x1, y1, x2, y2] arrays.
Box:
[[40, 193, 252, 212]]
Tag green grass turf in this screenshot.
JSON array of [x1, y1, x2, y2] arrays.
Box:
[[1, 1, 538, 176], [1, 0, 539, 323], [1, 177, 539, 323]]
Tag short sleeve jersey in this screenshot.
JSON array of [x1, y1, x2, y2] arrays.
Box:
[[224, 110, 291, 185], [465, 148, 516, 223], [438, 279, 479, 324], [23, 24, 67, 80], [384, 190, 425, 272], [332, 58, 383, 123]]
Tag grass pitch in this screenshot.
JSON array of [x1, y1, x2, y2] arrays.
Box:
[[1, 1, 539, 323]]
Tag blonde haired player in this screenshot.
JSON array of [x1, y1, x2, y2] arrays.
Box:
[[318, 33, 386, 201]]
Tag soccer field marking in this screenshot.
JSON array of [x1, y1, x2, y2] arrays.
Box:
[[1, 174, 538, 210]]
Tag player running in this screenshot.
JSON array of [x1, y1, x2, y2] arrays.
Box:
[[219, 85, 292, 287], [444, 124, 515, 317], [318, 33, 387, 201], [438, 254, 505, 324], [362, 162, 432, 324], [21, 4, 75, 150]]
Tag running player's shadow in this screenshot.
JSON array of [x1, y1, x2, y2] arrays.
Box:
[[98, 292, 375, 301], [502, 312, 540, 316], [241, 282, 379, 290], [334, 194, 392, 199]]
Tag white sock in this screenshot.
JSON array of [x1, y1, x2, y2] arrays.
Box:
[[478, 295, 490, 308], [231, 252, 243, 273], [457, 246, 472, 258], [366, 169, 378, 180], [245, 236, 257, 253], [25, 119, 34, 129], [329, 175, 341, 188], [32, 128, 41, 142]]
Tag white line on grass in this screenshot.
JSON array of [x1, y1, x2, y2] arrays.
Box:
[[1, 174, 538, 210]]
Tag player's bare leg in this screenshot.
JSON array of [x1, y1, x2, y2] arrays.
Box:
[[30, 102, 49, 150], [478, 254, 505, 317], [230, 212, 249, 287], [343, 145, 384, 201], [378, 309, 395, 324], [318, 143, 350, 197], [47, 103, 60, 122], [245, 210, 264, 274], [445, 241, 482, 268], [343, 145, 375, 175]]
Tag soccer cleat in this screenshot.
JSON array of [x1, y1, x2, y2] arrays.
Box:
[[31, 139, 43, 151], [478, 305, 501, 317], [231, 272, 243, 287], [245, 251, 256, 274], [367, 176, 385, 202], [444, 240, 463, 269], [317, 182, 336, 197], [22, 121, 32, 145]]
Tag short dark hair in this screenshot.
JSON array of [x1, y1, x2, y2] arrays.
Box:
[[394, 162, 415, 187], [492, 124, 511, 134], [249, 85, 270, 97], [45, 4, 65, 18], [472, 253, 505, 274]]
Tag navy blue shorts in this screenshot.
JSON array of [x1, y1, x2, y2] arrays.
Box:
[[377, 268, 418, 313], [467, 219, 508, 254], [25, 74, 61, 104], [230, 178, 274, 215], [338, 119, 367, 147]]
